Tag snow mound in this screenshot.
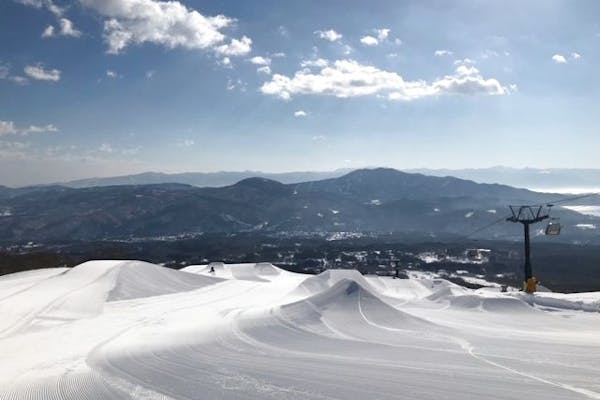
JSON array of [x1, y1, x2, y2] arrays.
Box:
[[447, 294, 535, 313], [365, 276, 437, 300], [515, 292, 600, 313], [107, 260, 220, 301], [183, 262, 286, 282], [423, 279, 537, 313], [291, 269, 375, 297], [0, 267, 69, 301], [425, 280, 470, 301], [0, 260, 220, 334], [283, 278, 435, 332]]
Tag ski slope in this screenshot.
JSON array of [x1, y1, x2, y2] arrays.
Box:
[[0, 261, 599, 399]]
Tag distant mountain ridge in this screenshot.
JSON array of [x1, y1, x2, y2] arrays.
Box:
[[58, 169, 353, 189], [0, 168, 598, 244], [406, 167, 600, 192], [39, 167, 600, 193]]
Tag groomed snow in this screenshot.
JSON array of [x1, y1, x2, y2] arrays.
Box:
[[1, 261, 599, 399]]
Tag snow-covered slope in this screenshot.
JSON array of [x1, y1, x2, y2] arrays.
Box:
[[1, 261, 599, 399]]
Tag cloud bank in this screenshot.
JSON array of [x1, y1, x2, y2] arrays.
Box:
[[261, 59, 510, 101]]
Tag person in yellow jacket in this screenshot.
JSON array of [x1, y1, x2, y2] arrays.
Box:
[[525, 277, 537, 293]]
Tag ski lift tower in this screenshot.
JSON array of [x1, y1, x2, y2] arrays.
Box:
[[506, 205, 551, 293]]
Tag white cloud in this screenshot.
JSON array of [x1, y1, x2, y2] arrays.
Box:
[[0, 120, 58, 136], [360, 28, 390, 46], [215, 36, 252, 56], [454, 58, 475, 65], [106, 70, 119, 79], [393, 38, 402, 46], [434, 49, 453, 56], [24, 64, 61, 81], [249, 56, 271, 66], [43, 18, 82, 39], [552, 54, 567, 64], [42, 25, 55, 38], [15, 0, 63, 16], [94, 143, 141, 156], [22, 124, 59, 135], [360, 35, 379, 46], [260, 59, 509, 101], [226, 78, 246, 92], [9, 76, 29, 85], [99, 143, 113, 153], [79, 0, 250, 57], [271, 52, 286, 58], [571, 52, 581, 60], [257, 66, 271, 75], [145, 70, 155, 79], [219, 57, 232, 67], [376, 28, 390, 41], [58, 18, 82, 37], [0, 64, 9, 79], [294, 110, 307, 117], [480, 49, 499, 59], [300, 58, 329, 68], [0, 121, 17, 136], [277, 26, 289, 37], [315, 29, 342, 42], [176, 139, 195, 147]]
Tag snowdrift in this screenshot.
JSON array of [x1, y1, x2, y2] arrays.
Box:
[[515, 291, 600, 313], [283, 278, 436, 333], [0, 260, 220, 335], [446, 294, 536, 313], [290, 268, 376, 297], [183, 261, 288, 282], [2, 262, 600, 400]]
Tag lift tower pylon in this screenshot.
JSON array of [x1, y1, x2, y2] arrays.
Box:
[[506, 205, 551, 293]]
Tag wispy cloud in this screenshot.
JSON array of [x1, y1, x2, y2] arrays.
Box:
[[14, 0, 63, 16], [106, 70, 121, 79], [176, 139, 195, 147], [300, 58, 329, 68], [434, 49, 453, 56], [256, 66, 271, 75], [0, 120, 58, 136], [24, 63, 61, 81]]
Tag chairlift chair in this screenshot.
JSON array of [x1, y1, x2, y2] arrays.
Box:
[[545, 218, 561, 236]]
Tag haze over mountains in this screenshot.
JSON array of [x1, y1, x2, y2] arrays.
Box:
[[52, 167, 600, 193], [1, 168, 599, 244]]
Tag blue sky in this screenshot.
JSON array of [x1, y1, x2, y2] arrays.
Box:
[[1, 0, 599, 186]]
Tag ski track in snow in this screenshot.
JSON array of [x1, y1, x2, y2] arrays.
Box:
[[1, 261, 599, 399]]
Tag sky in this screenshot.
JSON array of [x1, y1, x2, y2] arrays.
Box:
[[1, 0, 599, 186]]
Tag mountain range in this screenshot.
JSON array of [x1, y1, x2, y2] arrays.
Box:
[[45, 167, 600, 193], [1, 168, 598, 244]]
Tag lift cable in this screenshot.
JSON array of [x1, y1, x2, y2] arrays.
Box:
[[461, 215, 511, 239], [538, 192, 600, 207], [442, 191, 600, 244]]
